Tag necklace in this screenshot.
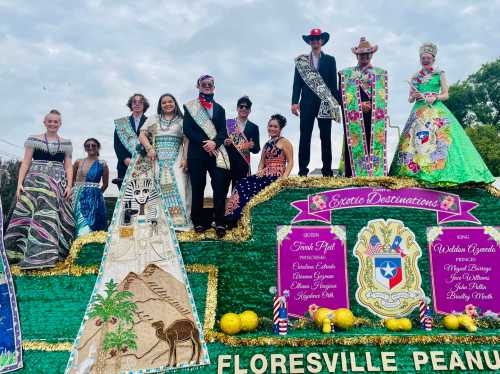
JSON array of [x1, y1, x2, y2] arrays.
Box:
[[44, 133, 61, 156], [160, 115, 176, 130]]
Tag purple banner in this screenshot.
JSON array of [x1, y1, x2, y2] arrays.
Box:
[[427, 227, 500, 314], [291, 187, 480, 225], [277, 226, 349, 318]]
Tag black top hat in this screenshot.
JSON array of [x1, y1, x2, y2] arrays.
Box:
[[302, 28, 330, 45]]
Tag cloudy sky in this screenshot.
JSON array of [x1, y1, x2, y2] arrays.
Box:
[[1, 0, 499, 194]]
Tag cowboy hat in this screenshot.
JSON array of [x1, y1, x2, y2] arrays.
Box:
[[351, 37, 378, 54], [302, 28, 330, 45]]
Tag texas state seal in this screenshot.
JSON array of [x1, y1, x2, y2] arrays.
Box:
[[354, 219, 424, 318]]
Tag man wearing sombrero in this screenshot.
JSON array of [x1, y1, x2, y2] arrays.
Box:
[[291, 28, 341, 177], [339, 37, 389, 177]]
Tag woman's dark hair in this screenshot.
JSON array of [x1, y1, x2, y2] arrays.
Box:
[[126, 93, 150, 113], [84, 137, 101, 156], [269, 113, 287, 129], [156, 93, 183, 118]]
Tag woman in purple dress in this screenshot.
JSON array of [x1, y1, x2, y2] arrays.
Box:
[[225, 114, 293, 227]]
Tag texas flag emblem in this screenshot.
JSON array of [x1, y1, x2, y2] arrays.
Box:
[[416, 130, 430, 144], [374, 256, 403, 290]]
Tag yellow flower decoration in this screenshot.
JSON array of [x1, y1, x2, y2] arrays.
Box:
[[346, 92, 354, 105]]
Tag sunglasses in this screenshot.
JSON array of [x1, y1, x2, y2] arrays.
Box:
[[200, 82, 214, 88], [85, 143, 98, 149], [238, 104, 250, 109], [310, 36, 322, 41]]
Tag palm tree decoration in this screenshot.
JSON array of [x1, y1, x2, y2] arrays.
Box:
[[87, 279, 138, 372], [88, 279, 136, 325], [103, 324, 137, 355], [103, 323, 138, 371]]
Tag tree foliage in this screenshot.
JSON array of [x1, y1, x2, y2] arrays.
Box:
[[465, 125, 500, 176], [0, 159, 21, 227], [448, 58, 500, 129]]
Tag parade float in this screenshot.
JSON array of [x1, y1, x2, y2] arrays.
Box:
[[4, 176, 499, 373]]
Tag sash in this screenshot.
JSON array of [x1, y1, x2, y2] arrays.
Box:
[[226, 118, 251, 171], [114, 116, 139, 154], [294, 54, 341, 121], [184, 99, 230, 170], [0, 199, 23, 373], [339, 66, 388, 177]]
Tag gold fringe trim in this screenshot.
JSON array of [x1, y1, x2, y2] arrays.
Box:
[[23, 333, 499, 351], [22, 341, 73, 351], [485, 184, 500, 198], [203, 331, 500, 347], [177, 176, 500, 243], [186, 264, 218, 333], [11, 265, 98, 277]]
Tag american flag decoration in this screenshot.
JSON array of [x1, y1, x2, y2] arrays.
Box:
[[367, 234, 383, 256], [424, 316, 433, 331], [273, 291, 289, 335], [278, 319, 288, 336]]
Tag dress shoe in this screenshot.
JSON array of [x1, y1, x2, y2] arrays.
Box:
[[215, 226, 226, 239], [194, 225, 208, 234]]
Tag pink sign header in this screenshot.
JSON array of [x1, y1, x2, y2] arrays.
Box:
[[291, 187, 480, 225]]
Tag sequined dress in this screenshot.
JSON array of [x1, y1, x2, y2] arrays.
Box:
[[225, 137, 287, 223], [390, 68, 494, 185]]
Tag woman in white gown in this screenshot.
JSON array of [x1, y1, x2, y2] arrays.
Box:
[[139, 93, 192, 231]]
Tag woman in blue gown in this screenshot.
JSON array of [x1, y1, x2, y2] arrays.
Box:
[[72, 138, 109, 237]]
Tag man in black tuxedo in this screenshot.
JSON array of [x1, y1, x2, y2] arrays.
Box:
[[183, 75, 231, 238], [113, 93, 149, 189], [291, 28, 340, 177], [224, 96, 260, 187]]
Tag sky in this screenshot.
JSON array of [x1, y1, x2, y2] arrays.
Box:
[[0, 0, 499, 195]]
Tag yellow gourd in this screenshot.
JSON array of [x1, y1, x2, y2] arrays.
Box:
[[322, 318, 332, 333]]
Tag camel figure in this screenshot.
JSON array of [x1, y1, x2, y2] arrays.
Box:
[[151, 319, 201, 366]]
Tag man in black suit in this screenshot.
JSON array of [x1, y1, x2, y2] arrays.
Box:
[[224, 96, 260, 187], [183, 75, 231, 238], [113, 93, 149, 189], [291, 28, 341, 177]]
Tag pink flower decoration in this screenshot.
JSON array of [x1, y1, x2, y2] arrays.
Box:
[[317, 201, 327, 210], [348, 110, 361, 122], [434, 118, 445, 128], [408, 161, 420, 173], [308, 304, 319, 319], [311, 195, 327, 210], [374, 108, 385, 121], [465, 304, 478, 318], [440, 196, 455, 210]]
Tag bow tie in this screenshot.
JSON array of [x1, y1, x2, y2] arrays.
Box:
[[199, 95, 213, 110]]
